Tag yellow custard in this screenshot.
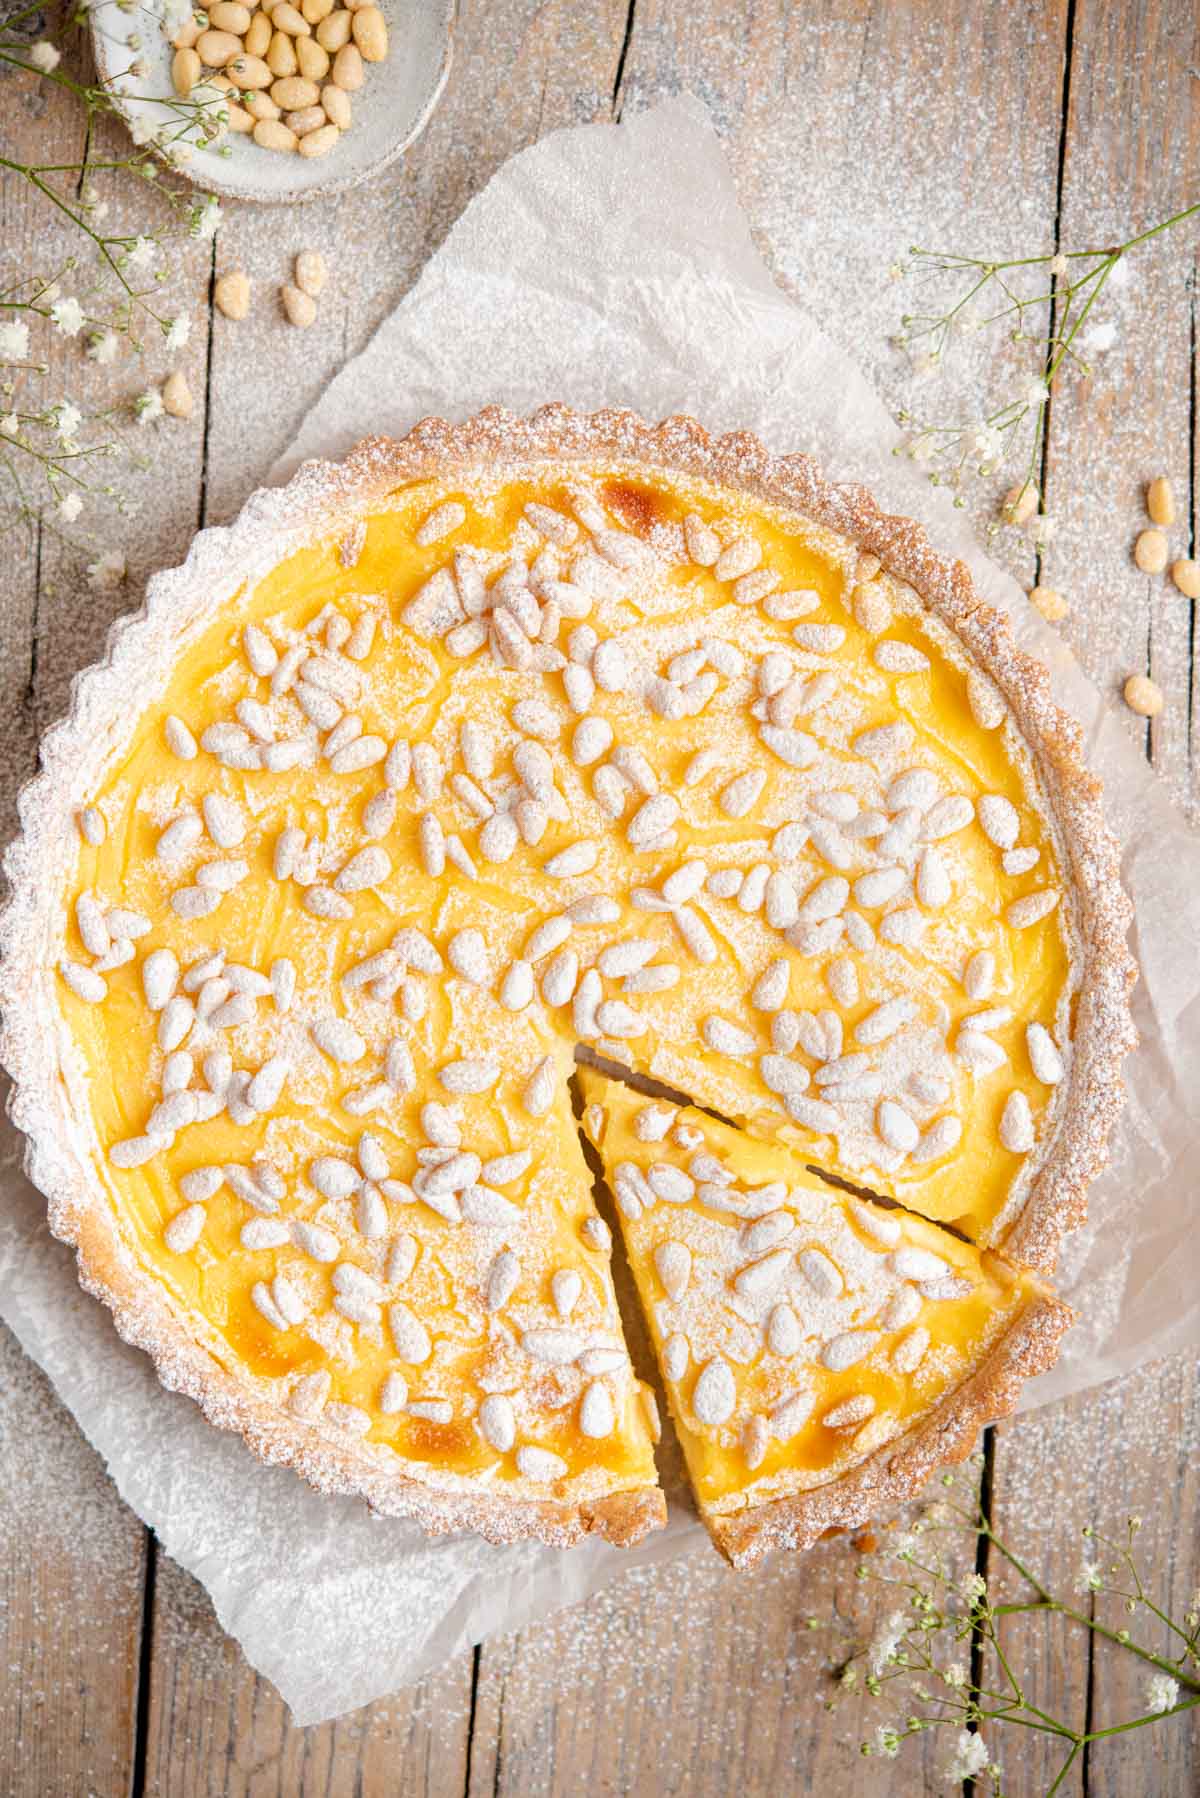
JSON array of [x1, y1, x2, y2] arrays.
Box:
[[579, 1070, 1057, 1530], [56, 460, 1074, 1513]]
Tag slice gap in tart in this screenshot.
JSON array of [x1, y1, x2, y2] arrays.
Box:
[[577, 1067, 1072, 1570]]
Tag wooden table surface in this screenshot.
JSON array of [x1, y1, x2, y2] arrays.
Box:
[[2, 2, 1198, 1792]]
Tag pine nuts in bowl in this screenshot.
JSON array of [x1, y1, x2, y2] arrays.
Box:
[[89, 0, 455, 203]]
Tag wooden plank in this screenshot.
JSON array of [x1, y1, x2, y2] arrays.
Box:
[[987, 3, 1200, 1792], [0, 1324, 147, 1798], [466, 1509, 977, 1797], [984, 1358, 1200, 1796], [1038, 0, 1200, 817], [141, 1553, 474, 1798], [0, 53, 152, 1798]]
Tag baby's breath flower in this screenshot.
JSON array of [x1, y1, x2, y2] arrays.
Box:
[[50, 296, 86, 338], [28, 40, 61, 73], [959, 1571, 987, 1604], [867, 1610, 909, 1676], [134, 388, 164, 425], [1078, 1558, 1103, 1594], [86, 550, 127, 591], [58, 491, 83, 523], [0, 413, 19, 438], [944, 1727, 991, 1784], [1050, 252, 1070, 277], [53, 402, 83, 445], [971, 425, 1003, 462], [872, 1723, 902, 1758], [1145, 1673, 1179, 1714], [164, 315, 190, 353], [942, 1660, 968, 1688], [88, 329, 121, 366], [0, 320, 31, 362], [126, 236, 157, 270], [1023, 377, 1050, 406], [190, 195, 223, 240]]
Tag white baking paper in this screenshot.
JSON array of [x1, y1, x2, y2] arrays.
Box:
[[3, 96, 1199, 1724]]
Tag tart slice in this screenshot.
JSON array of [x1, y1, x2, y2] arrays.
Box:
[[578, 1068, 1072, 1568]]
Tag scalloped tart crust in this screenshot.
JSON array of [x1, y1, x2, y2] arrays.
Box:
[[0, 407, 1134, 1558]]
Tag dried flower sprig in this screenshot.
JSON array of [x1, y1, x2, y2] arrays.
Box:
[[890, 201, 1200, 532], [830, 1465, 1200, 1794], [0, 2, 224, 530]]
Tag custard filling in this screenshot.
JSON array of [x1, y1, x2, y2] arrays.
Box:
[[57, 463, 1072, 1496]]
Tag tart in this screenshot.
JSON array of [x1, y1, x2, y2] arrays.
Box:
[[578, 1069, 1073, 1568], [0, 406, 1134, 1550]]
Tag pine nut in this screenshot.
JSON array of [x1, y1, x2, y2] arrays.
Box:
[[1134, 528, 1169, 574], [214, 269, 251, 318], [172, 45, 201, 94], [1029, 584, 1067, 622], [294, 247, 328, 296], [331, 41, 363, 86], [272, 0, 311, 31], [302, 0, 334, 18], [297, 121, 340, 156], [282, 282, 317, 325], [295, 34, 329, 77], [244, 10, 271, 54], [225, 101, 254, 131], [267, 28, 297, 74], [171, 16, 203, 48], [232, 51, 275, 86], [270, 73, 317, 106], [351, 3, 386, 58], [1147, 476, 1176, 527], [320, 81, 351, 126], [253, 117, 299, 150], [209, 1, 251, 29], [162, 370, 193, 419], [285, 104, 326, 133], [1170, 558, 1200, 600], [196, 27, 243, 62], [209, 71, 235, 90], [1001, 481, 1038, 526], [245, 90, 281, 118], [316, 8, 351, 49], [1123, 673, 1163, 717]]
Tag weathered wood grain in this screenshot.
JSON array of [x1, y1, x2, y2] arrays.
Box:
[[465, 1497, 981, 1797], [984, 1, 1200, 1789], [0, 1324, 147, 1797], [141, 1552, 474, 1797], [0, 50, 151, 1798], [1039, 0, 1200, 820]]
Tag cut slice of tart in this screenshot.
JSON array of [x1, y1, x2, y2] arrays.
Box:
[[0, 405, 1131, 1544], [578, 1068, 1073, 1569]]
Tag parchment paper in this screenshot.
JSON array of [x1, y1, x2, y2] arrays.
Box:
[[3, 97, 1199, 1725]]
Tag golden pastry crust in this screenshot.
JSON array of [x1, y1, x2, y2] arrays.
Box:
[[0, 404, 1133, 1547], [708, 1290, 1073, 1569]]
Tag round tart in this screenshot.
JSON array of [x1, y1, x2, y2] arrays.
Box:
[[0, 406, 1135, 1549]]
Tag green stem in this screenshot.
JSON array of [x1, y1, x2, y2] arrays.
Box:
[[1085, 1693, 1200, 1743]]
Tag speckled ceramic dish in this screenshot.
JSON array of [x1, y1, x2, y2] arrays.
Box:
[[89, 0, 455, 204]]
